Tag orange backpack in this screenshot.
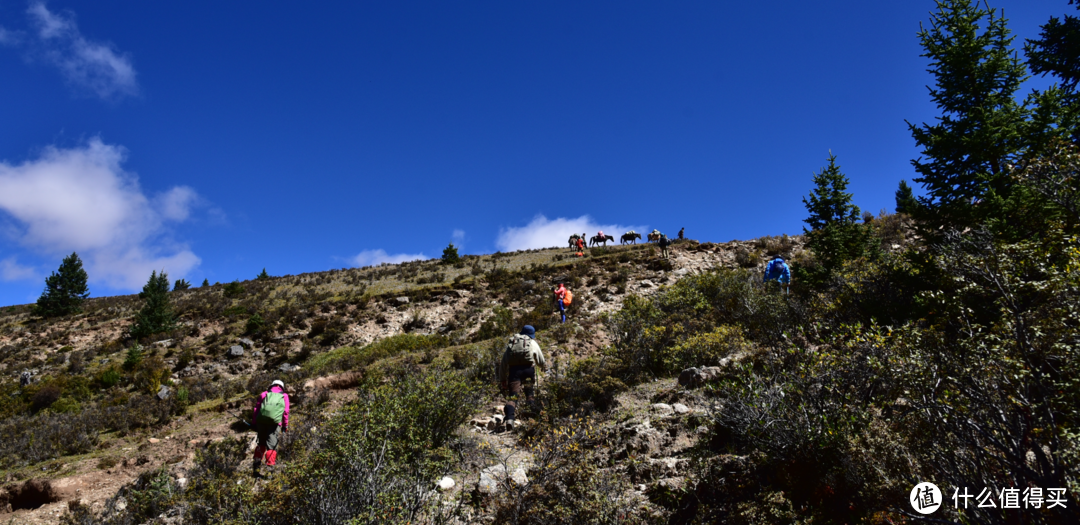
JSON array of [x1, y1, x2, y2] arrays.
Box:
[[563, 289, 573, 305]]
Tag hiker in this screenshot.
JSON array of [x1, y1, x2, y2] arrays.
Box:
[[658, 232, 671, 258], [678, 227, 684, 240], [499, 325, 546, 429], [252, 379, 290, 475], [554, 283, 569, 323], [576, 236, 585, 257], [763, 255, 791, 294]]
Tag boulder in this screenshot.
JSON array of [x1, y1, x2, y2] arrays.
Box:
[[395, 296, 410, 305], [228, 346, 244, 358], [237, 338, 255, 348], [678, 366, 723, 387], [672, 403, 690, 415], [639, 280, 655, 288], [157, 385, 171, 400], [651, 403, 674, 415], [436, 477, 455, 491], [277, 363, 299, 372], [153, 339, 173, 348]]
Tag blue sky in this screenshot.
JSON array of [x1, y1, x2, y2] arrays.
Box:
[[0, 0, 1070, 306]]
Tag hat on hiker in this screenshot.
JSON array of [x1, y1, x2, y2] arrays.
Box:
[[270, 379, 285, 390], [520, 325, 536, 339]]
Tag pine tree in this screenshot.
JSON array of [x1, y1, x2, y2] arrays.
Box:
[[802, 152, 868, 276], [908, 0, 1033, 233], [130, 270, 176, 340], [1024, 1, 1080, 147], [173, 279, 191, 291], [201, 278, 209, 287], [35, 252, 89, 318], [257, 268, 270, 280], [895, 180, 918, 214], [441, 243, 460, 265]]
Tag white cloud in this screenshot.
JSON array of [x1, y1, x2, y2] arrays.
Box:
[[156, 186, 199, 222], [0, 26, 21, 46], [451, 229, 466, 251], [0, 138, 201, 289], [0, 257, 37, 282], [24, 2, 138, 99], [350, 249, 427, 268], [496, 215, 647, 252]]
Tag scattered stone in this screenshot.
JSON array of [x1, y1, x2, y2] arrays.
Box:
[[157, 385, 171, 400], [395, 296, 410, 305], [277, 363, 299, 372], [678, 366, 722, 387], [228, 346, 244, 358], [673, 268, 690, 277], [114, 497, 127, 512], [153, 339, 173, 348], [436, 476, 455, 491], [672, 403, 690, 415], [237, 338, 255, 348], [478, 472, 498, 493], [176, 478, 188, 489], [149, 438, 160, 444], [510, 468, 529, 485], [651, 403, 674, 415], [492, 405, 505, 416], [639, 280, 655, 288]]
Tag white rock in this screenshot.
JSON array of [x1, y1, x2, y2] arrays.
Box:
[[510, 468, 529, 485], [114, 497, 127, 512], [176, 477, 188, 489], [651, 403, 674, 415], [672, 403, 690, 414], [436, 476, 455, 491], [478, 472, 498, 493]]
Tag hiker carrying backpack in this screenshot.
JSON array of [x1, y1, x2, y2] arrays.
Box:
[[764, 256, 791, 294], [659, 233, 671, 258], [499, 326, 547, 429], [252, 380, 290, 474], [554, 283, 570, 323]]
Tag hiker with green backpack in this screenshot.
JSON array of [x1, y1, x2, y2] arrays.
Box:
[[499, 325, 547, 429], [252, 379, 290, 475]]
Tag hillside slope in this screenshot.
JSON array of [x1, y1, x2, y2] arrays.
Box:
[[0, 235, 804, 523]]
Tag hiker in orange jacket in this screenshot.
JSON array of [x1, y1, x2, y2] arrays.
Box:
[[554, 283, 568, 323]]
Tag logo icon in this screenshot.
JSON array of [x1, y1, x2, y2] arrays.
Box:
[[910, 482, 942, 514]]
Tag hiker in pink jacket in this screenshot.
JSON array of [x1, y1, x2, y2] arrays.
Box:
[[252, 380, 290, 475]]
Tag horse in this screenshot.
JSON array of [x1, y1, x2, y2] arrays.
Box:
[[648, 233, 661, 243], [568, 234, 582, 249], [590, 234, 614, 247], [620, 232, 641, 245]]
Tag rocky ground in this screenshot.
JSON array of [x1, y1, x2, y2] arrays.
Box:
[[0, 235, 804, 523]]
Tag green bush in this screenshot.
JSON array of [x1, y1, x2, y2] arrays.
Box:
[[305, 333, 450, 375], [223, 280, 245, 298]]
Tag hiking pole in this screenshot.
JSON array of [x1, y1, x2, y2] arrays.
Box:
[[229, 410, 253, 428]]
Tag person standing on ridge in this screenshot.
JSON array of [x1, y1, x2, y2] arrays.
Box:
[[659, 232, 672, 258], [252, 379, 290, 476], [763, 255, 791, 294], [554, 282, 568, 323], [576, 236, 585, 257], [499, 325, 546, 429], [678, 227, 685, 240]]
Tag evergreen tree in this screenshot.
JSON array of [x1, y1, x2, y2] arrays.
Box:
[[1025, 0, 1080, 142], [895, 180, 918, 214], [802, 152, 869, 277], [173, 278, 191, 291], [908, 0, 1032, 232], [201, 278, 209, 287], [35, 252, 89, 318], [441, 243, 460, 265], [130, 270, 176, 340], [257, 268, 270, 280]]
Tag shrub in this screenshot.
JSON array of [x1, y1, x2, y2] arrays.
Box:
[[223, 281, 245, 298], [305, 333, 450, 375], [122, 344, 144, 371], [130, 271, 176, 339], [245, 313, 265, 335]]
